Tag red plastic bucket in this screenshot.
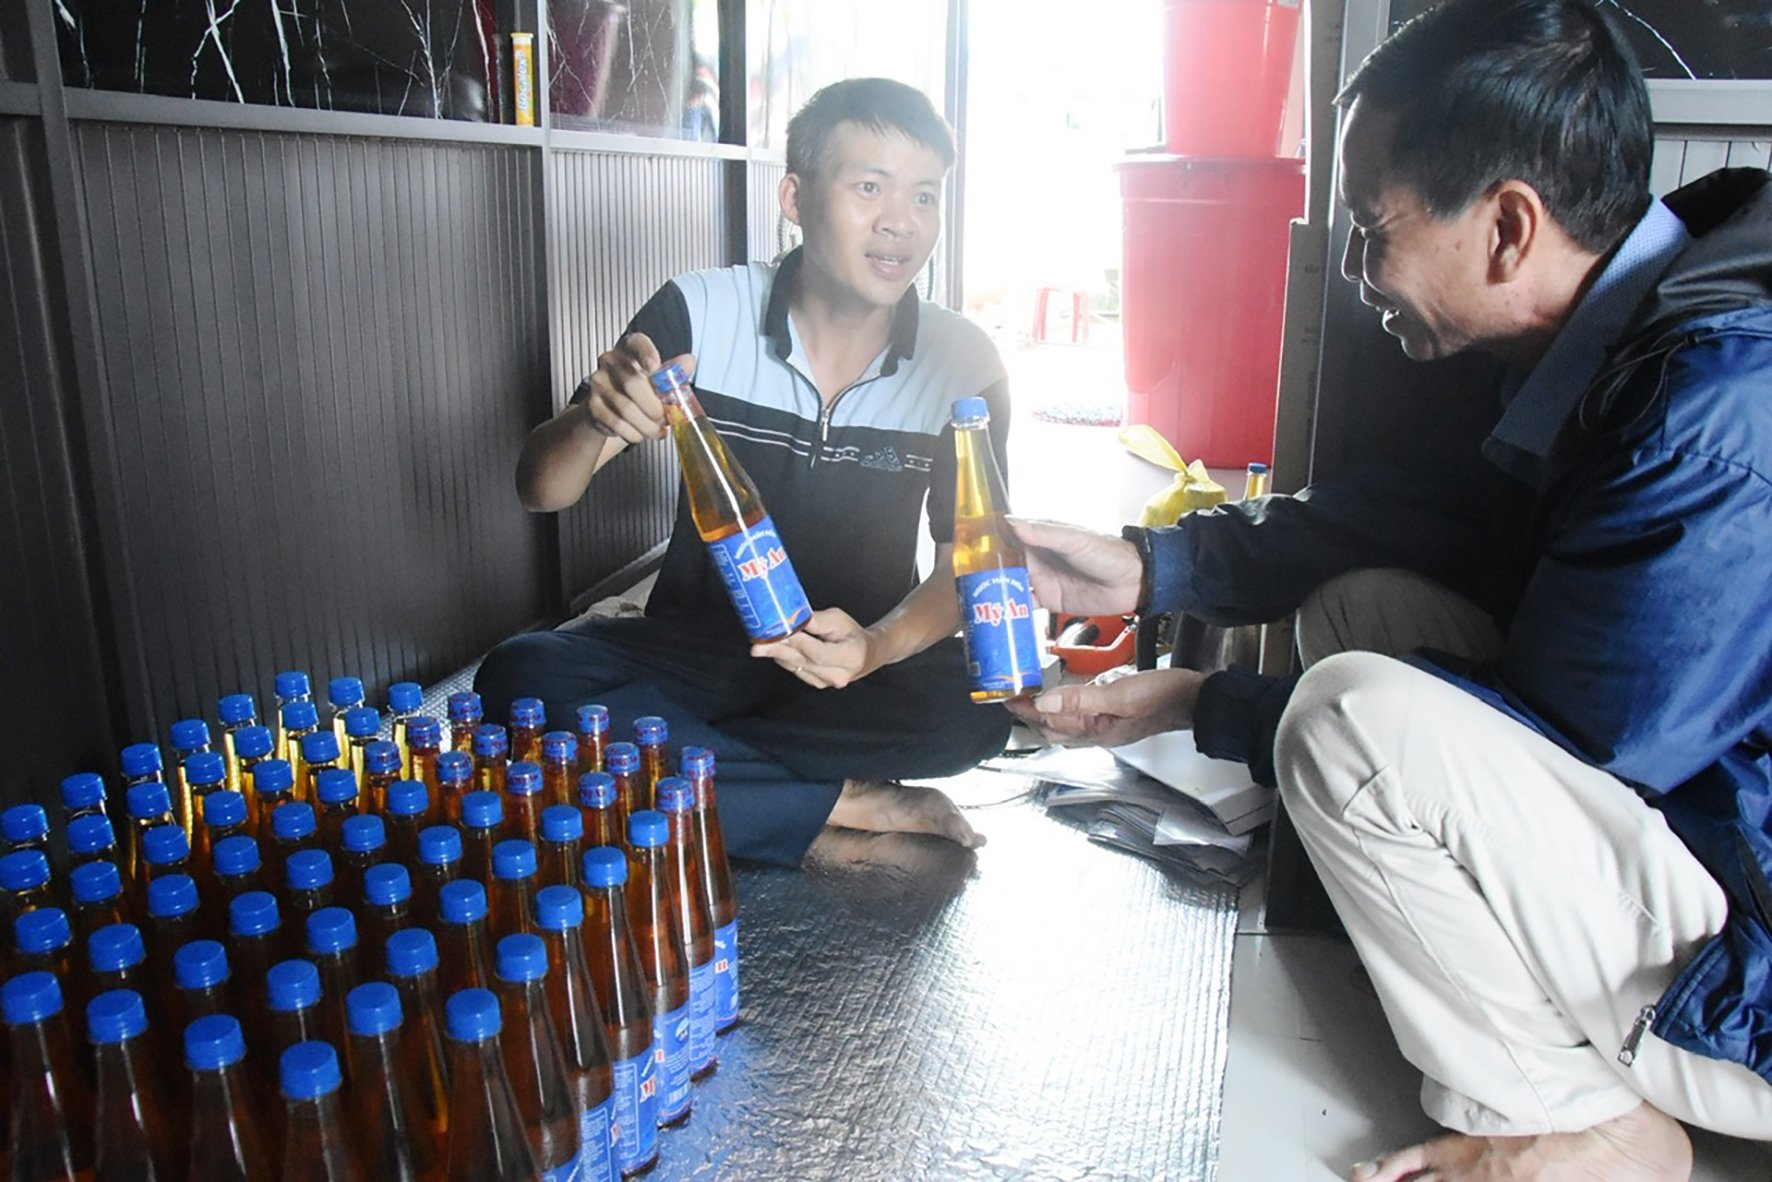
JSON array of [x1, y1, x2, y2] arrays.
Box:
[[1116, 156, 1304, 468], [1162, 0, 1300, 158]]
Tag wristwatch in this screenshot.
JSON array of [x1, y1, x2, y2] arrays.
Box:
[[1120, 525, 1156, 616]]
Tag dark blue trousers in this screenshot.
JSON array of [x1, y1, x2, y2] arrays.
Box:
[[472, 614, 1011, 866]]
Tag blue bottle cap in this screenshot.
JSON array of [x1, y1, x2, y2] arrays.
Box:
[[581, 846, 629, 888], [185, 751, 226, 787], [300, 730, 341, 766], [604, 742, 639, 775], [1247, 461, 1270, 475], [14, 907, 71, 955], [306, 906, 357, 955], [447, 691, 483, 725], [218, 693, 257, 725], [650, 362, 690, 392], [2, 971, 64, 1024], [437, 750, 473, 785], [387, 779, 429, 817], [655, 777, 693, 814], [535, 884, 584, 931], [541, 805, 583, 845], [347, 981, 404, 1037], [2, 804, 49, 845], [61, 772, 107, 812], [274, 671, 312, 700], [495, 932, 548, 983], [952, 395, 990, 424], [174, 939, 230, 990], [364, 863, 412, 907], [315, 768, 358, 806], [126, 782, 172, 820], [230, 890, 280, 938], [365, 742, 401, 776], [285, 849, 334, 892], [328, 677, 365, 709], [68, 813, 116, 855], [407, 716, 442, 747], [185, 1013, 248, 1070], [417, 825, 462, 866], [266, 959, 321, 1012], [506, 761, 542, 796], [627, 810, 667, 849], [472, 724, 509, 758], [341, 813, 386, 854], [142, 824, 189, 867], [344, 706, 381, 739], [205, 790, 248, 830], [492, 840, 537, 881], [281, 1041, 343, 1099], [170, 719, 211, 752], [388, 682, 424, 714], [461, 791, 503, 830], [634, 715, 669, 746], [272, 801, 316, 841], [213, 834, 261, 877], [680, 746, 715, 777], [85, 988, 147, 1042], [541, 731, 576, 762], [510, 697, 546, 729], [578, 773, 615, 808], [146, 874, 198, 918], [89, 923, 146, 973], [386, 928, 440, 978], [71, 860, 122, 905], [234, 725, 274, 760], [439, 879, 488, 924], [0, 849, 50, 891], [576, 704, 608, 735], [120, 743, 163, 779], [281, 700, 319, 732], [253, 758, 295, 796], [446, 987, 501, 1042]]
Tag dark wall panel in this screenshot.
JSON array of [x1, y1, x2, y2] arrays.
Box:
[[547, 149, 726, 604], [71, 123, 549, 738], [0, 118, 118, 802]]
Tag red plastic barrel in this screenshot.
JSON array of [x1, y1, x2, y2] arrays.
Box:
[[1116, 156, 1304, 467], [1163, 0, 1301, 157]]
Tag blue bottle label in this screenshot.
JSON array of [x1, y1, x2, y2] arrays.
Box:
[[705, 515, 813, 641], [542, 1158, 579, 1182], [654, 1002, 693, 1121], [688, 955, 716, 1071], [611, 1048, 659, 1171], [958, 567, 1043, 695], [577, 1096, 617, 1182], [714, 918, 740, 1030]]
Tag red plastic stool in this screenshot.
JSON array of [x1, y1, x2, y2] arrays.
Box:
[[1030, 287, 1091, 345]]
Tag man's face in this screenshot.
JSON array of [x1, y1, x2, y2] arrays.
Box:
[[784, 122, 946, 313], [1337, 100, 1496, 362]]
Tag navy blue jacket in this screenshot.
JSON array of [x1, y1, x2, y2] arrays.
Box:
[[1151, 169, 1772, 1084]]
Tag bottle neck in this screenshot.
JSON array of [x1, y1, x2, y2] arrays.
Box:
[[283, 1090, 356, 1171]]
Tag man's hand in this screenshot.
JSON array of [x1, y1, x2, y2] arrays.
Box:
[[1007, 518, 1144, 616], [583, 333, 692, 445], [1006, 666, 1205, 747], [752, 608, 878, 689]]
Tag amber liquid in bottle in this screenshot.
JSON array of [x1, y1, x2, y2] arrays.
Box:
[[626, 830, 692, 1127], [951, 402, 1043, 703], [6, 975, 95, 1180], [497, 958, 581, 1177], [444, 989, 540, 1181], [582, 865, 659, 1176], [683, 749, 741, 1034]]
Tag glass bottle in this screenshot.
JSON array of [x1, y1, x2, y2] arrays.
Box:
[[536, 884, 619, 1182], [387, 682, 424, 777], [273, 670, 314, 763], [264, 958, 325, 1079], [251, 757, 297, 851], [234, 725, 276, 835], [139, 822, 191, 908], [681, 745, 740, 1034], [385, 780, 434, 866], [580, 846, 660, 1175], [950, 396, 1043, 701], [269, 801, 321, 886], [624, 811, 692, 1127], [169, 718, 213, 840], [579, 772, 620, 850], [143, 874, 202, 1017], [473, 724, 510, 796], [359, 863, 413, 978], [436, 750, 474, 828], [86, 921, 149, 998], [443, 987, 539, 1181], [284, 848, 337, 930], [504, 761, 545, 847], [302, 732, 346, 816], [604, 743, 641, 846], [385, 927, 452, 1140], [1243, 460, 1271, 500], [575, 704, 608, 777], [314, 768, 360, 857], [655, 778, 717, 1078], [123, 780, 175, 906], [343, 707, 381, 792], [489, 839, 539, 943], [408, 716, 444, 802], [281, 701, 321, 805], [326, 676, 367, 759], [279, 1040, 367, 1181], [446, 691, 483, 756], [0, 849, 57, 935], [436, 879, 495, 998], [338, 814, 387, 905], [651, 361, 813, 641], [227, 889, 284, 1015], [344, 981, 439, 1182], [69, 860, 128, 950], [460, 791, 505, 886], [539, 805, 584, 890], [88, 987, 180, 1181], [212, 832, 266, 904], [185, 1013, 273, 1181], [217, 692, 259, 795], [2, 803, 51, 857], [413, 825, 463, 931], [61, 770, 110, 826], [508, 697, 547, 766], [633, 717, 670, 813], [305, 906, 363, 1063], [540, 731, 577, 808], [198, 789, 250, 888], [11, 908, 76, 1007], [4, 971, 94, 1178], [172, 937, 236, 1026], [495, 933, 582, 1178], [66, 812, 118, 869], [363, 742, 402, 818], [183, 749, 228, 859]]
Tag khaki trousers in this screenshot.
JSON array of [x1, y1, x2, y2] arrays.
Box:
[[1281, 569, 1772, 1139]]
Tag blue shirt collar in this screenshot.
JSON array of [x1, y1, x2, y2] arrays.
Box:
[[1483, 200, 1690, 483]]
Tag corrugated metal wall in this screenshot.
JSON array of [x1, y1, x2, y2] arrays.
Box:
[[748, 159, 789, 263], [1651, 135, 1772, 193]]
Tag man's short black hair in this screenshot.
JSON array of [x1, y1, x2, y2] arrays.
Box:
[[786, 78, 956, 184], [1337, 0, 1651, 253]]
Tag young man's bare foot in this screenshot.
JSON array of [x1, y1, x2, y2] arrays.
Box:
[[1352, 1102, 1692, 1182], [823, 779, 984, 848]]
